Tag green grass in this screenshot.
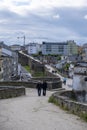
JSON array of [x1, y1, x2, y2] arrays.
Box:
[[48, 96, 59, 106], [48, 96, 87, 122], [80, 112, 87, 122], [33, 72, 46, 77], [24, 66, 31, 72], [24, 66, 47, 77]]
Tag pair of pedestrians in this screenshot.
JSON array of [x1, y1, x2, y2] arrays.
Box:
[[36, 81, 47, 96]]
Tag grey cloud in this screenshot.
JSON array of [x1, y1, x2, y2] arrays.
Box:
[[52, 7, 87, 36], [0, 6, 87, 45], [13, 1, 30, 6]]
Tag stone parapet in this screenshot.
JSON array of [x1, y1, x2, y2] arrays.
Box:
[[32, 77, 60, 81], [51, 90, 87, 117], [0, 79, 62, 90], [0, 86, 25, 99]]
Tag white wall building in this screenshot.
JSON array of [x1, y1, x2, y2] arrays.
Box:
[[68, 64, 74, 78], [42, 40, 78, 55], [73, 62, 87, 92], [25, 43, 41, 54]]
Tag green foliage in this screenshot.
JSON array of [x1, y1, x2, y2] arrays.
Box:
[[64, 63, 70, 70], [80, 112, 87, 122], [48, 96, 54, 103], [38, 51, 43, 55], [63, 106, 69, 111], [24, 66, 31, 72], [32, 52, 43, 57], [47, 54, 61, 57], [32, 54, 39, 57], [48, 96, 59, 106], [57, 56, 61, 60]]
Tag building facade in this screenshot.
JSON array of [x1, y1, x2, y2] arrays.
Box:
[[67, 40, 78, 55], [42, 40, 78, 55], [0, 42, 18, 81], [72, 62, 87, 102], [73, 62, 87, 92], [82, 43, 87, 61], [11, 51, 18, 77], [25, 43, 42, 55]]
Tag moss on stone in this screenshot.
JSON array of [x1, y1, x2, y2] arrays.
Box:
[[48, 95, 87, 122], [48, 96, 59, 106]]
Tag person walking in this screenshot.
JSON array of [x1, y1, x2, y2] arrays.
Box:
[[36, 81, 42, 96], [63, 77, 66, 85], [42, 80, 47, 96]]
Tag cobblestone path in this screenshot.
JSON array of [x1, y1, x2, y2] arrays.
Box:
[[0, 88, 87, 130]]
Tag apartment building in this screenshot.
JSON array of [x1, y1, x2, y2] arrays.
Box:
[[0, 42, 18, 81], [82, 43, 87, 61], [25, 43, 42, 54], [42, 40, 78, 55], [67, 40, 78, 55]]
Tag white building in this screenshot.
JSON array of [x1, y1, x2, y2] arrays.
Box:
[[25, 43, 41, 54], [73, 62, 87, 92], [42, 40, 78, 55], [68, 64, 74, 78], [55, 60, 66, 69]]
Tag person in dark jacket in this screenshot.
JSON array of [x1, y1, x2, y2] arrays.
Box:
[[42, 80, 47, 96], [36, 81, 42, 96]]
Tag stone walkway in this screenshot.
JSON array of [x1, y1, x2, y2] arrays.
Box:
[[0, 88, 87, 130]]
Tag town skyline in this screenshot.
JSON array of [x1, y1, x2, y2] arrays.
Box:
[[0, 0, 87, 45]]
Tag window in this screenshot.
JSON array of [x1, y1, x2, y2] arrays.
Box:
[[46, 45, 51, 52], [58, 45, 64, 52]]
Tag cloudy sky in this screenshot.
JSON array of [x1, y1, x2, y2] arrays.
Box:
[[0, 0, 87, 45]]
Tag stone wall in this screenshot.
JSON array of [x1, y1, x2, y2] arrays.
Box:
[[18, 52, 60, 78], [18, 52, 29, 66], [31, 61, 45, 72], [31, 77, 62, 89], [18, 52, 45, 73], [0, 86, 25, 99], [32, 77, 60, 81], [47, 81, 62, 89], [0, 81, 36, 88], [52, 90, 87, 116], [45, 70, 59, 77], [0, 79, 62, 90]]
